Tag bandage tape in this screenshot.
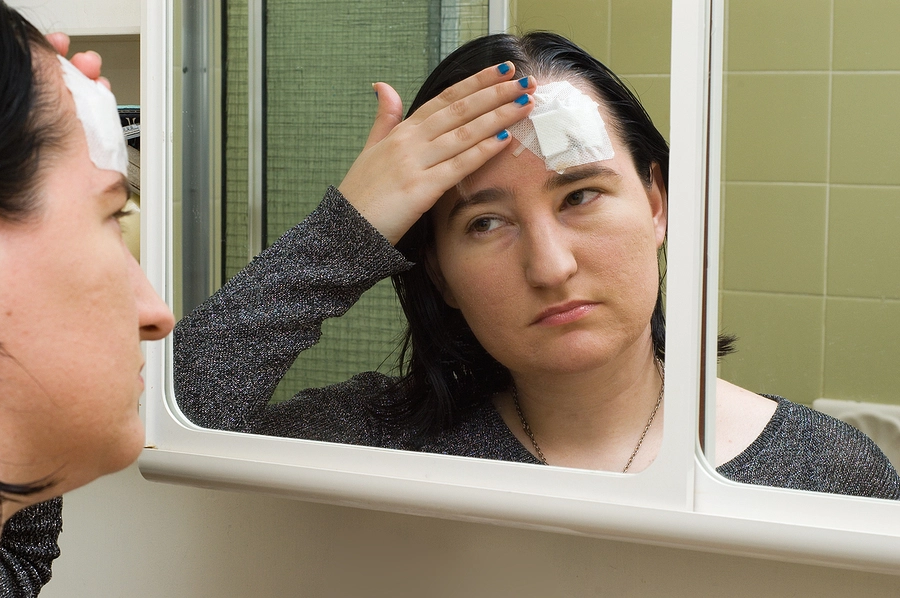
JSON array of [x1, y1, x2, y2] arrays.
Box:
[[508, 80, 614, 173], [57, 55, 128, 177]]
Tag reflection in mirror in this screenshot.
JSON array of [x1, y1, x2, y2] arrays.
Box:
[[174, 0, 682, 474], [170, 0, 898, 497], [716, 1, 900, 494]]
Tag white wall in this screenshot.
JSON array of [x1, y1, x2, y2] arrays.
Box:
[[11, 0, 139, 35], [37, 464, 900, 597]]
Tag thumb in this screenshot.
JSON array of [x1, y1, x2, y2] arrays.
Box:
[[363, 82, 403, 150]]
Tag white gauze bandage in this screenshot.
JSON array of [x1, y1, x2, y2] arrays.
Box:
[[508, 80, 614, 173], [57, 55, 127, 176]]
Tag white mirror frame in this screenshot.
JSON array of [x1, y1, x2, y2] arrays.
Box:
[[140, 0, 900, 574]]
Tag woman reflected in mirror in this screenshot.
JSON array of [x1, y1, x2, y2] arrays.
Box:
[[0, 2, 174, 592], [175, 32, 899, 498]]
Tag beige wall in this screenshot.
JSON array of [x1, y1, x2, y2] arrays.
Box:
[[41, 464, 900, 597], [35, 2, 900, 596]]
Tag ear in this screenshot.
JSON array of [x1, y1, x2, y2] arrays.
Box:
[[648, 162, 668, 249], [424, 247, 459, 309]]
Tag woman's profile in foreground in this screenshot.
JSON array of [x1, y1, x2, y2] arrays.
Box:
[[175, 32, 899, 497], [0, 1, 174, 592]]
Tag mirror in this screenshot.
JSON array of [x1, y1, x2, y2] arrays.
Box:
[[172, 0, 680, 470], [145, 0, 900, 571], [716, 1, 900, 470], [169, 0, 898, 495]]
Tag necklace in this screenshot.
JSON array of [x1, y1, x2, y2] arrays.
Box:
[[511, 357, 665, 473]]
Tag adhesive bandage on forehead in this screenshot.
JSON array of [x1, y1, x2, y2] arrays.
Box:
[[508, 80, 614, 173], [57, 55, 128, 177]]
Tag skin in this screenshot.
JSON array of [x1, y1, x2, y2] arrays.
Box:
[[333, 66, 774, 471], [0, 43, 174, 524]]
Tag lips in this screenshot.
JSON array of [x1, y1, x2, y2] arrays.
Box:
[[532, 301, 597, 326]]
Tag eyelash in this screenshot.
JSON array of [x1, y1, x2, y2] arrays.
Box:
[[563, 188, 602, 208], [112, 206, 136, 235], [466, 215, 504, 235]]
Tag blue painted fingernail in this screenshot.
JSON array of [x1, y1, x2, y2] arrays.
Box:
[[518, 76, 530, 88], [514, 94, 530, 106], [497, 62, 511, 75], [496, 129, 509, 141]]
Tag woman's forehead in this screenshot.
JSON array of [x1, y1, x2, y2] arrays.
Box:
[[458, 105, 629, 195]]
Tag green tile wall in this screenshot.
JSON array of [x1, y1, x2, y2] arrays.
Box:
[[608, 0, 671, 75], [830, 74, 900, 186], [833, 0, 900, 71], [719, 0, 900, 407], [827, 186, 900, 299], [726, 0, 830, 72], [824, 298, 900, 404], [719, 291, 825, 403], [724, 74, 829, 183], [721, 183, 826, 295], [511, 0, 610, 62]]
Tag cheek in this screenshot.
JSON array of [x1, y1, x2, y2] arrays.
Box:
[[435, 249, 521, 338], [592, 221, 661, 314]]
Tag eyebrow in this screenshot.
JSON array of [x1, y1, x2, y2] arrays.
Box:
[[542, 163, 621, 192], [446, 163, 621, 223], [101, 176, 132, 201], [446, 187, 509, 223]]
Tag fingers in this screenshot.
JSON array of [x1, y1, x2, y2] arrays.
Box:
[[337, 63, 538, 245], [428, 130, 515, 186], [45, 32, 70, 56], [362, 82, 403, 151], [409, 62, 519, 123], [69, 51, 103, 81], [416, 74, 535, 168]]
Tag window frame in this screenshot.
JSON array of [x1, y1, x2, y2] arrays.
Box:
[[140, 0, 900, 575]]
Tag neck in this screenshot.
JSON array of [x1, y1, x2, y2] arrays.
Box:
[[500, 337, 664, 471]]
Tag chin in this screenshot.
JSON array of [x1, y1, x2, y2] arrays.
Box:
[[99, 418, 146, 476]]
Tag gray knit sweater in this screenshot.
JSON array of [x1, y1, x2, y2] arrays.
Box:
[[0, 498, 61, 597], [174, 186, 900, 499]]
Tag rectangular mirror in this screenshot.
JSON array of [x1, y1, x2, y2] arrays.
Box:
[[142, 0, 900, 574], [715, 0, 900, 472]]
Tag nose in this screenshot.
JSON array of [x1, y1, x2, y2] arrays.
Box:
[[522, 220, 577, 288], [129, 256, 175, 341]]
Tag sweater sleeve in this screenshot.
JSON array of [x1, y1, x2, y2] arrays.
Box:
[[173, 186, 412, 438], [0, 498, 62, 598]]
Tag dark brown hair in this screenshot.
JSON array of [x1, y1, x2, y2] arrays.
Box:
[[0, 0, 70, 222]]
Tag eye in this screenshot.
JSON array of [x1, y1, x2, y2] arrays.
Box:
[[113, 207, 136, 221], [467, 216, 503, 234], [564, 189, 601, 207], [111, 202, 138, 233]]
